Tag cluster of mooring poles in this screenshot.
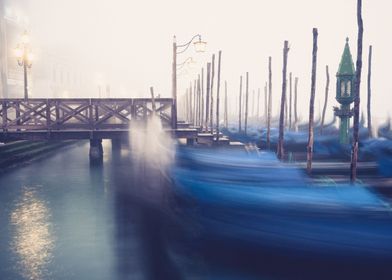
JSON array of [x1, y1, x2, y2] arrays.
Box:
[[178, 0, 370, 184]]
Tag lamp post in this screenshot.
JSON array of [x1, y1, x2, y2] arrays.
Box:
[[15, 30, 33, 100], [172, 34, 206, 129]]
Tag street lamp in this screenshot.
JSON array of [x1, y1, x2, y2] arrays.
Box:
[[172, 34, 207, 129], [176, 57, 196, 70], [15, 30, 33, 100], [193, 38, 207, 53]]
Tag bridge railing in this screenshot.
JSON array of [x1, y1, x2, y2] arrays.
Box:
[[0, 98, 173, 131]]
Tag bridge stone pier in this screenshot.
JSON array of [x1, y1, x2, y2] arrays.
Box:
[[0, 98, 198, 161], [89, 139, 103, 161]]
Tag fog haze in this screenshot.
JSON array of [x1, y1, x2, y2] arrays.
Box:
[[19, 0, 392, 120]]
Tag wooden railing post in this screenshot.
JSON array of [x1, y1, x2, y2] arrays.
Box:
[[46, 99, 51, 128], [55, 100, 60, 129], [131, 99, 136, 121], [94, 99, 99, 129], [16, 101, 21, 130], [88, 99, 93, 129], [169, 99, 173, 127], [2, 100, 7, 131]]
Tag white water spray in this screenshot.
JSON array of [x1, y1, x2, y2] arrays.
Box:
[[129, 112, 175, 204]]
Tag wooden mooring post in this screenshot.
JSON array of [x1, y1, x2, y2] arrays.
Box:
[[205, 63, 211, 132], [294, 77, 298, 131], [267, 56, 272, 149], [367, 45, 373, 138], [244, 72, 249, 134], [224, 81, 228, 128], [210, 54, 215, 133], [238, 75, 243, 133], [289, 72, 292, 130], [216, 51, 222, 142], [277, 41, 289, 160], [307, 28, 319, 174], [264, 82, 268, 126], [350, 0, 364, 184], [150, 86, 157, 113], [201, 68, 205, 130]]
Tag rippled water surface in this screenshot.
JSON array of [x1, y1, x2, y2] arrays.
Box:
[[0, 141, 175, 280], [1, 139, 392, 280]]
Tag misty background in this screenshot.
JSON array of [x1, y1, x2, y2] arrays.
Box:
[[8, 0, 392, 122]]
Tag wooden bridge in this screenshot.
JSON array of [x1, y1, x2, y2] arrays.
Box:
[[0, 98, 197, 159]]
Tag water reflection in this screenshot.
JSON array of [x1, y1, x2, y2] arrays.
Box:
[[110, 114, 182, 279], [10, 186, 54, 280], [129, 114, 175, 204]]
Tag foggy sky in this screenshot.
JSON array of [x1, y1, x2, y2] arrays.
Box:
[[22, 0, 392, 121]]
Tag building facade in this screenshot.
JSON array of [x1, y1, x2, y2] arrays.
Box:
[[1, 0, 95, 99]]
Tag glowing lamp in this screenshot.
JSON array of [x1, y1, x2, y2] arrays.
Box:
[[14, 46, 23, 59], [194, 38, 207, 53]]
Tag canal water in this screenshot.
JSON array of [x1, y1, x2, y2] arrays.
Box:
[[0, 137, 191, 280], [2, 131, 392, 279]]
